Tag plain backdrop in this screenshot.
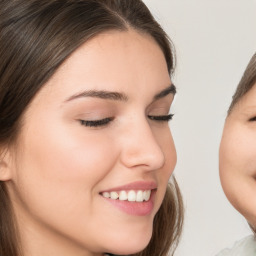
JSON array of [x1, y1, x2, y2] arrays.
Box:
[[142, 0, 256, 255]]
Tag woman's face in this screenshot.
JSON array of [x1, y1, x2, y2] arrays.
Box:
[[5, 30, 176, 256], [220, 83, 256, 227]]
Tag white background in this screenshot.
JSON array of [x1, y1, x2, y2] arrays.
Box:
[[143, 0, 256, 255]]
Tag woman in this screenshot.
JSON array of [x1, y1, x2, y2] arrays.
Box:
[[0, 0, 183, 256], [218, 53, 256, 255]]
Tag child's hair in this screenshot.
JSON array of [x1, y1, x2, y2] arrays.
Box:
[[228, 53, 256, 114]]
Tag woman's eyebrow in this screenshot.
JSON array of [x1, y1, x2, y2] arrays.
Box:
[[154, 84, 176, 100], [64, 84, 175, 103], [65, 90, 128, 102]]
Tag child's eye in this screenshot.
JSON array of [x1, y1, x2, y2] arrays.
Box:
[[249, 116, 256, 122], [79, 117, 114, 127], [148, 114, 174, 122]]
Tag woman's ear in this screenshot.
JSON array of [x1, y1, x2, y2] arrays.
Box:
[[0, 149, 13, 181]]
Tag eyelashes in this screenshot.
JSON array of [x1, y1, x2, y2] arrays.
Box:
[[79, 114, 174, 128], [249, 116, 256, 122], [80, 117, 113, 127], [148, 114, 174, 121]]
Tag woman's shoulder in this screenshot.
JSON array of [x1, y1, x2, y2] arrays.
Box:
[[216, 235, 256, 256]]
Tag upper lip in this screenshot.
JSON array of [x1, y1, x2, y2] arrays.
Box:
[[101, 180, 157, 193]]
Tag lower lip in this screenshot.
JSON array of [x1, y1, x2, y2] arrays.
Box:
[[101, 190, 156, 216]]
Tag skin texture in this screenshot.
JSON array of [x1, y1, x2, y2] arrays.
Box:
[[220, 83, 256, 228], [2, 29, 176, 256]]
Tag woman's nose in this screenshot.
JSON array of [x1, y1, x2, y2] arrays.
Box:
[[119, 120, 166, 172]]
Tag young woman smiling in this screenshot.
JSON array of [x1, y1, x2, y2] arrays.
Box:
[[0, 1, 183, 256]]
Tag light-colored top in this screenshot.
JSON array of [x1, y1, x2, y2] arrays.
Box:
[[216, 235, 256, 256]]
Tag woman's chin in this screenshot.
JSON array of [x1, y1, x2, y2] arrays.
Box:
[[103, 228, 152, 255]]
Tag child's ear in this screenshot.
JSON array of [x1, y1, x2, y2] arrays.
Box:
[[0, 149, 13, 181]]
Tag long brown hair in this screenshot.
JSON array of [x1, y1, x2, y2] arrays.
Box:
[[0, 1, 183, 255]]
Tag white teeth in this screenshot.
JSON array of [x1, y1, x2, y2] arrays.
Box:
[[128, 190, 136, 202], [136, 190, 143, 202], [143, 190, 151, 201], [101, 190, 151, 202], [102, 192, 110, 198], [119, 190, 128, 201], [110, 191, 118, 200]]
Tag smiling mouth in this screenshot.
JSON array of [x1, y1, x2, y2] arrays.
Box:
[[100, 190, 152, 202]]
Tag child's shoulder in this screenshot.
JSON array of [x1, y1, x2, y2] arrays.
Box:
[[216, 236, 256, 256]]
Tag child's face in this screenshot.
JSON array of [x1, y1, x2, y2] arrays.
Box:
[[220, 83, 256, 227], [4, 29, 176, 255]]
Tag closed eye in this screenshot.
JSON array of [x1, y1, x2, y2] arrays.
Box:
[[148, 114, 174, 122], [79, 114, 174, 128], [79, 117, 113, 127], [249, 116, 256, 122]]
